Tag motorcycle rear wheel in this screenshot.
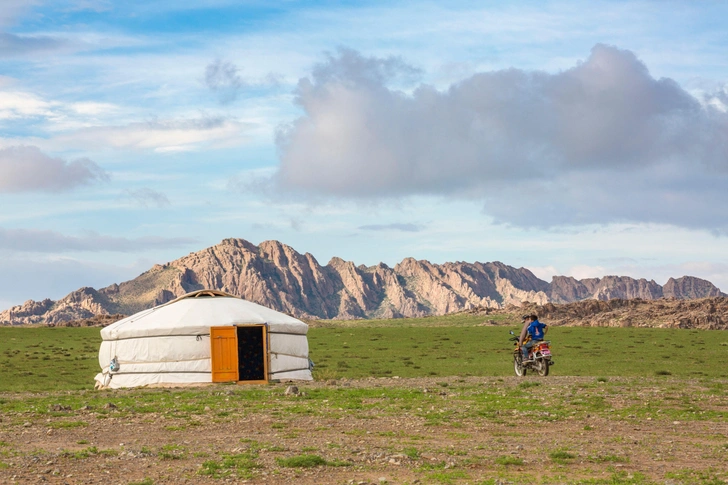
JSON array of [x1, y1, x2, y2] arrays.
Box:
[[514, 355, 527, 377], [536, 358, 549, 377]]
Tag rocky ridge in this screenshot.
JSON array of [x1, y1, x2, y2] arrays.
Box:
[[1, 238, 725, 325], [502, 296, 728, 330]]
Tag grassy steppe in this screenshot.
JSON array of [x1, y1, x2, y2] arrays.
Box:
[[1, 319, 727, 485], [0, 375, 726, 484], [0, 327, 101, 391], [310, 325, 728, 380], [1, 317, 728, 391]]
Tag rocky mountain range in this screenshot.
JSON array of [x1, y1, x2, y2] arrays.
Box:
[[1, 238, 725, 325], [503, 296, 728, 330]]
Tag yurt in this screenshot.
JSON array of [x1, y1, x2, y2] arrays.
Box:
[[95, 290, 312, 389]]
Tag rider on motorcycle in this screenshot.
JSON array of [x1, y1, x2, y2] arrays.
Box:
[[518, 314, 548, 362]]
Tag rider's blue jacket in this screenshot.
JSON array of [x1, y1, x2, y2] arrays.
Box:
[[527, 319, 547, 340]]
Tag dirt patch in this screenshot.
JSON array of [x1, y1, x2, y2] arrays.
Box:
[[1, 376, 727, 484]]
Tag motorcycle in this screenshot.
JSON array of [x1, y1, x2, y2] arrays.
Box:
[[509, 330, 554, 377]]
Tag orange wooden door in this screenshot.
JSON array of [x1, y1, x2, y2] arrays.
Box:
[[210, 326, 238, 382]]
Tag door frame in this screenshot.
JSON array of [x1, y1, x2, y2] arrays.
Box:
[[235, 324, 269, 385]]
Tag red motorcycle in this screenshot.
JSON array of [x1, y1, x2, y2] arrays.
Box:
[[509, 331, 554, 377]]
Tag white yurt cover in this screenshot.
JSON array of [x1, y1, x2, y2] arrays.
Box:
[[95, 290, 312, 389]]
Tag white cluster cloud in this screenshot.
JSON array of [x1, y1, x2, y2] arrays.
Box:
[[56, 116, 250, 153], [275, 45, 728, 232], [0, 90, 55, 120], [704, 85, 728, 113], [0, 88, 124, 127], [0, 145, 107, 193], [0, 84, 243, 152]]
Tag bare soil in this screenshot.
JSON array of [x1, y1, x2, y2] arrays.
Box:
[[1, 376, 727, 485]]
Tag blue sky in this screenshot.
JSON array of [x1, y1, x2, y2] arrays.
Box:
[[1, 0, 728, 309]]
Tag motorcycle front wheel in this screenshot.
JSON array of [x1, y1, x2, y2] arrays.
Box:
[[536, 358, 549, 377], [514, 355, 527, 377]]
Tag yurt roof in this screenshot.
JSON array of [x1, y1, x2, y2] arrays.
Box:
[[101, 290, 307, 341]]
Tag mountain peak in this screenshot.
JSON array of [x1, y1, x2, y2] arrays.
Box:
[[1, 239, 725, 325]]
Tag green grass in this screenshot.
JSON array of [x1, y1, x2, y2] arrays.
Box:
[[550, 450, 577, 464], [198, 441, 264, 478], [60, 446, 116, 459], [276, 454, 326, 467], [308, 325, 728, 380], [274, 453, 350, 468], [0, 327, 101, 391], [426, 470, 470, 484], [589, 454, 630, 463], [199, 452, 261, 479], [128, 479, 155, 485], [0, 371, 726, 484], [573, 471, 652, 484], [664, 468, 726, 485], [47, 420, 88, 429], [403, 446, 421, 459], [1, 322, 728, 392], [495, 456, 524, 466], [159, 444, 187, 460]]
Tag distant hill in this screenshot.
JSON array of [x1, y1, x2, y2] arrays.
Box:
[[1, 238, 725, 325], [497, 296, 728, 330]]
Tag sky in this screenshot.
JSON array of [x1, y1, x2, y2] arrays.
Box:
[[1, 0, 728, 309]]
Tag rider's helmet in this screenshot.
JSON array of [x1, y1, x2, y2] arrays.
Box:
[[521, 314, 530, 321]]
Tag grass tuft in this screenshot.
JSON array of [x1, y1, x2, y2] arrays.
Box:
[[518, 381, 542, 389], [48, 421, 88, 429], [276, 454, 327, 468], [495, 456, 523, 466], [549, 450, 576, 464], [199, 452, 261, 479], [589, 454, 630, 463], [403, 447, 420, 459], [159, 444, 187, 460], [275, 453, 350, 468], [128, 479, 155, 485]]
